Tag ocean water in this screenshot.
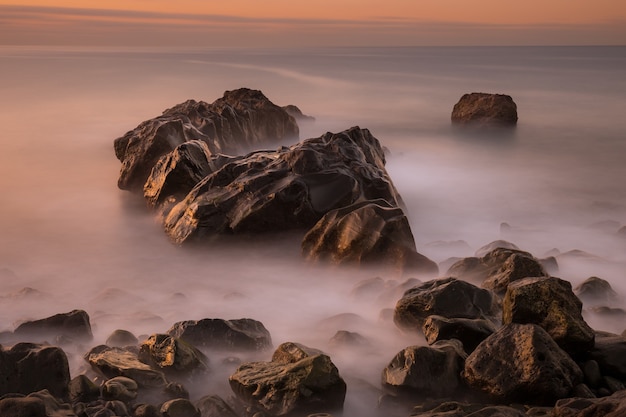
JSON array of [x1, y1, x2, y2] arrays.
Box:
[[1, 45, 625, 413]]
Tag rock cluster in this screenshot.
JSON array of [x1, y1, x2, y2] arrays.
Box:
[[113, 88, 437, 274]]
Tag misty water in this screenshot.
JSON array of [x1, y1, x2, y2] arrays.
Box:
[[1, 45, 626, 414]]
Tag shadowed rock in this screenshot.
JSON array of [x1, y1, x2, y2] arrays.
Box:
[[167, 318, 272, 352], [114, 88, 299, 192], [463, 323, 582, 405], [575, 276, 620, 306], [422, 315, 497, 353], [13, 309, 93, 343], [451, 93, 518, 127]]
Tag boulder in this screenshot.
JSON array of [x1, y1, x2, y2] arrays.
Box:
[[102, 376, 139, 402], [574, 276, 620, 306], [394, 277, 497, 331], [302, 199, 438, 274], [474, 240, 520, 257], [451, 93, 518, 127], [381, 339, 467, 398], [422, 315, 497, 353], [463, 323, 583, 405], [446, 248, 547, 295], [229, 342, 346, 416], [0, 343, 70, 399], [328, 330, 370, 348], [167, 318, 272, 352], [106, 329, 139, 347], [68, 375, 100, 404], [114, 88, 299, 192], [84, 345, 167, 388], [590, 335, 626, 380], [503, 276, 595, 356], [0, 396, 47, 417], [162, 127, 404, 243], [160, 398, 200, 417], [13, 309, 92, 343], [138, 334, 209, 377], [195, 395, 240, 417]]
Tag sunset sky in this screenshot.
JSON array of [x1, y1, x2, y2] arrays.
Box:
[[1, 0, 625, 47]]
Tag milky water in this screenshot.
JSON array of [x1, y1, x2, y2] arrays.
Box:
[[1, 45, 626, 414]]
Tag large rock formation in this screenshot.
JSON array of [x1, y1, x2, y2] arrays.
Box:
[[451, 92, 518, 127], [114, 88, 299, 191]]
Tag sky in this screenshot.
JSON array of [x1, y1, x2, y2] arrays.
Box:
[[1, 0, 625, 47]]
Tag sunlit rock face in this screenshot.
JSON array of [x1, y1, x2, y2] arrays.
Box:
[[114, 88, 299, 192], [451, 92, 518, 127]]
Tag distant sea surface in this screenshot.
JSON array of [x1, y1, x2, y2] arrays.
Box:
[[1, 45, 625, 413]]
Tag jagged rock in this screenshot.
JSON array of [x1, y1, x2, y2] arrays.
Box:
[[463, 323, 583, 405], [114, 88, 299, 192], [138, 334, 209, 377], [229, 342, 346, 416], [160, 398, 200, 417], [106, 329, 139, 347], [84, 345, 167, 388], [381, 339, 467, 398], [553, 389, 626, 416], [195, 395, 240, 417], [503, 276, 595, 356], [451, 93, 518, 127], [13, 309, 92, 343], [302, 199, 438, 274], [446, 248, 547, 295], [422, 315, 497, 353], [167, 318, 272, 352], [0, 343, 70, 399], [393, 277, 497, 331], [575, 276, 620, 306], [282, 104, 315, 122], [162, 127, 404, 243]]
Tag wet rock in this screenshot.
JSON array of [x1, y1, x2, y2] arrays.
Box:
[[167, 318, 272, 352], [106, 329, 140, 347], [446, 248, 547, 295], [382, 339, 467, 398], [451, 92, 518, 127], [302, 199, 438, 274], [575, 276, 620, 306], [114, 88, 299, 192], [0, 343, 70, 399], [160, 398, 200, 417], [25, 390, 75, 417], [68, 375, 100, 404], [503, 276, 595, 356], [229, 342, 346, 416], [138, 334, 209, 377], [463, 323, 583, 405], [133, 404, 162, 417], [422, 315, 497, 353], [84, 345, 167, 388], [582, 359, 603, 388], [195, 395, 240, 417], [393, 277, 497, 331], [13, 309, 93, 343]]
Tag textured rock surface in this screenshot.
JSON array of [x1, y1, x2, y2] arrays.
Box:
[[463, 323, 583, 405], [138, 334, 209, 377], [503, 276, 595, 356], [451, 92, 518, 127], [446, 248, 547, 295], [229, 342, 346, 416], [382, 339, 467, 398], [422, 315, 497, 353], [394, 277, 497, 331], [84, 345, 167, 388], [167, 318, 272, 352], [114, 88, 299, 191], [553, 389, 626, 417]]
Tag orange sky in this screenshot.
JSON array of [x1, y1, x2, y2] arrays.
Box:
[[1, 0, 625, 46]]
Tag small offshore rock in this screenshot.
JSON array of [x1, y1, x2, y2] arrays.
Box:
[[575, 276, 620, 306], [138, 334, 209, 377], [451, 92, 518, 127], [84, 345, 167, 388]]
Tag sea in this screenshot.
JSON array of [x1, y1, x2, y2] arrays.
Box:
[[1, 45, 625, 414]]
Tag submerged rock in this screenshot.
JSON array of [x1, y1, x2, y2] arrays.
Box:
[[575, 276, 620, 306], [114, 88, 299, 191], [451, 92, 518, 127]]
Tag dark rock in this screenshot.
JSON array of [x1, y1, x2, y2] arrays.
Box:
[[282, 105, 315, 122], [102, 376, 138, 402], [571, 383, 596, 399], [103, 400, 129, 416], [422, 315, 497, 353], [25, 390, 75, 417], [167, 318, 272, 352], [0, 396, 47, 417], [446, 248, 547, 295], [162, 382, 190, 401], [328, 330, 370, 348], [410, 401, 527, 417], [582, 360, 603, 388], [114, 88, 299, 192], [590, 335, 626, 379], [133, 403, 163, 417], [302, 199, 438, 274], [539, 256, 559, 275], [229, 342, 346, 416], [474, 240, 520, 257], [68, 375, 100, 404], [106, 329, 140, 348], [13, 309, 92, 343], [575, 276, 620, 305], [160, 398, 200, 417], [382, 339, 467, 398], [0, 343, 70, 399], [502, 276, 595, 356], [463, 323, 583, 405], [603, 375, 625, 394], [393, 277, 497, 331], [195, 395, 240, 417], [451, 93, 518, 127], [553, 389, 626, 416], [138, 334, 209, 377], [84, 345, 167, 388]]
